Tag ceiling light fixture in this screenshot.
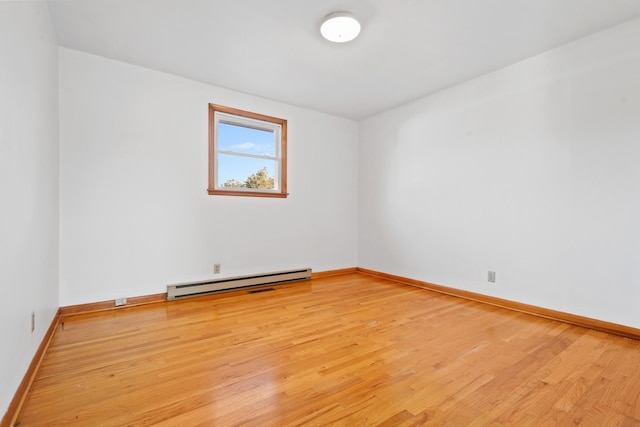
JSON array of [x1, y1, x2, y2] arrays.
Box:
[[320, 12, 361, 43]]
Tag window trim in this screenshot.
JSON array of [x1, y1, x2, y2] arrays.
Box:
[[208, 103, 288, 198]]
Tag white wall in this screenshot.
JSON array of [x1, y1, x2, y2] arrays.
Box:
[[59, 48, 358, 306], [359, 18, 640, 328], [0, 1, 59, 418]]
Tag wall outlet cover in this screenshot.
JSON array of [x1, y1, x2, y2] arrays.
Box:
[[488, 271, 496, 283]]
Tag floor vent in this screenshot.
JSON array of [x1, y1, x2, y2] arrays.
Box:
[[167, 268, 311, 300]]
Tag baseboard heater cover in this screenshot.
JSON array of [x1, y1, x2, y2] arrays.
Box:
[[166, 268, 312, 300]]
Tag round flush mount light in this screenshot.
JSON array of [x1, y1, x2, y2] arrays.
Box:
[[320, 12, 361, 43]]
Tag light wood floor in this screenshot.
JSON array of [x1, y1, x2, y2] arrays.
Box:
[[15, 273, 640, 426]]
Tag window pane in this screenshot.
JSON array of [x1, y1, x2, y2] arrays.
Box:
[[218, 122, 275, 157], [218, 154, 277, 190]]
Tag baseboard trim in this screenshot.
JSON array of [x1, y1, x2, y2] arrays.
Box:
[[312, 267, 358, 279], [1, 309, 61, 427], [357, 268, 640, 341], [60, 293, 167, 316]]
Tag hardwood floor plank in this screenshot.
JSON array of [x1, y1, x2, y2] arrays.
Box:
[[14, 273, 640, 426]]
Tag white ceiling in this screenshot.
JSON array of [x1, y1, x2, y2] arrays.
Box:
[[48, 0, 640, 120]]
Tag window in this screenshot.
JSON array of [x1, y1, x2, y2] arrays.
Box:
[[208, 103, 288, 198]]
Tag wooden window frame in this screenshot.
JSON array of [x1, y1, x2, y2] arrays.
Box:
[[208, 103, 288, 198]]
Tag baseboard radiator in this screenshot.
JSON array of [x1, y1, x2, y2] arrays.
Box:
[[167, 268, 312, 300]]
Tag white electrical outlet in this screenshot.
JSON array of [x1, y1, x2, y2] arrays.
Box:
[[214, 263, 221, 274], [488, 271, 496, 283], [115, 297, 127, 307]]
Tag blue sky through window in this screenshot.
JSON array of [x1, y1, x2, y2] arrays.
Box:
[[218, 122, 276, 184]]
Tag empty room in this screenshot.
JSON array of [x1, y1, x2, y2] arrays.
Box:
[[2, 1, 640, 425]]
